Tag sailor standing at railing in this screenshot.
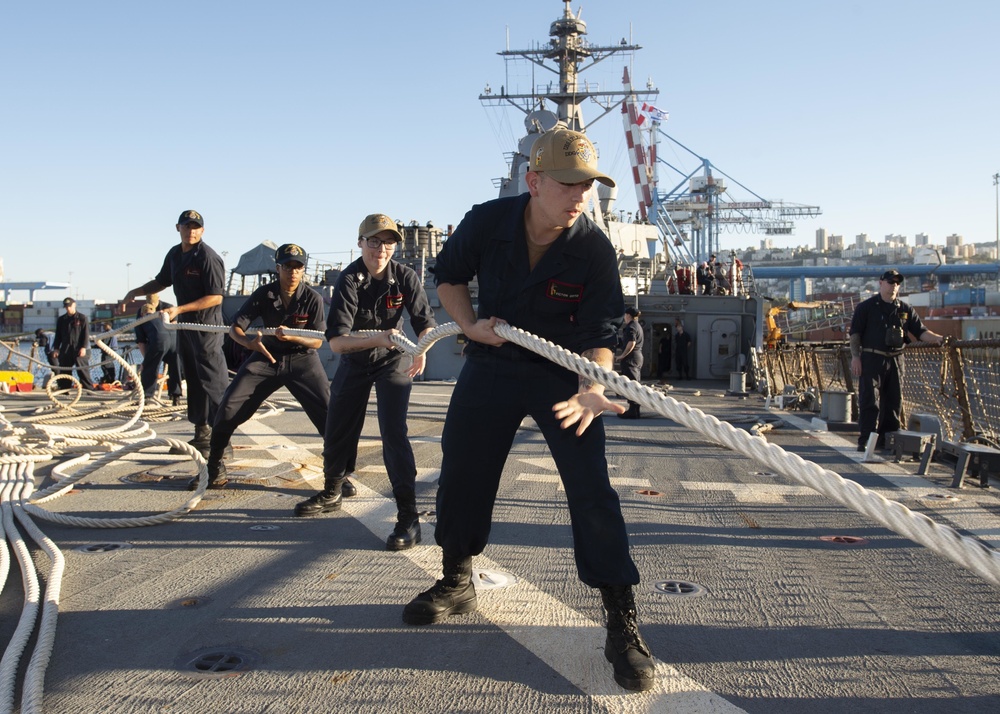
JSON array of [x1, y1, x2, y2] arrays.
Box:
[[401, 126, 656, 692], [850, 268, 946, 452], [121, 209, 229, 457]]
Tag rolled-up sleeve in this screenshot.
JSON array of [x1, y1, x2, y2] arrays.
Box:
[[403, 269, 437, 334], [326, 273, 359, 339], [433, 204, 490, 287], [574, 241, 624, 353]]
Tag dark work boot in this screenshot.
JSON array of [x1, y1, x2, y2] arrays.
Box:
[[618, 403, 640, 419], [188, 424, 212, 458], [293, 489, 343, 517], [186, 453, 228, 491], [386, 502, 421, 551], [294, 474, 348, 517], [402, 553, 477, 625], [600, 585, 656, 692], [341, 478, 358, 498]]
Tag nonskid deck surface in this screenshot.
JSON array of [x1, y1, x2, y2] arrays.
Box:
[[2, 382, 999, 713]]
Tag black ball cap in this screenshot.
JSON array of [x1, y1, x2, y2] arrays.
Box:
[[177, 210, 204, 227]]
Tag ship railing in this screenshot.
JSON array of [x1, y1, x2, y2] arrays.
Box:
[[755, 339, 1000, 445]]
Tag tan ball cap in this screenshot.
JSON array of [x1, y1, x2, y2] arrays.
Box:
[[529, 127, 615, 187], [358, 213, 403, 242]]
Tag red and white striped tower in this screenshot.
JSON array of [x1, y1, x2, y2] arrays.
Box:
[[621, 67, 652, 221]]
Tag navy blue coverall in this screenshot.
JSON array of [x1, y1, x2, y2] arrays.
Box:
[[54, 310, 94, 389], [850, 295, 928, 448], [432, 193, 640, 589], [619, 319, 644, 380], [135, 302, 182, 400], [209, 280, 330, 456], [322, 257, 436, 504], [154, 242, 229, 427]]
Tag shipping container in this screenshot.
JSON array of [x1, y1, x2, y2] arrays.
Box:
[[958, 318, 1000, 341], [22, 317, 58, 332], [928, 307, 971, 317], [943, 288, 970, 305]]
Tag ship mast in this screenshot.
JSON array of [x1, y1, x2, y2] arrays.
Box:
[[480, 1, 657, 196]]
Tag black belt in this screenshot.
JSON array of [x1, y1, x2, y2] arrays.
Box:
[[862, 348, 903, 357]]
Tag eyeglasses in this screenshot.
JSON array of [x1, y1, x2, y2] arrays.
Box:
[[278, 264, 305, 272], [365, 238, 397, 250]]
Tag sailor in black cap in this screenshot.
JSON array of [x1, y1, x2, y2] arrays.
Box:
[[293, 213, 436, 554], [187, 243, 331, 489], [122, 210, 229, 456], [52, 297, 95, 389], [615, 306, 644, 418], [849, 268, 945, 451]]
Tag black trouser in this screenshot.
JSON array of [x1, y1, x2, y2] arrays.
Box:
[[619, 356, 643, 411], [177, 328, 229, 427], [322, 355, 416, 503], [435, 353, 640, 588], [657, 351, 670, 377], [858, 352, 903, 446], [140, 344, 182, 399], [675, 349, 690, 378], [102, 360, 117, 384], [56, 350, 94, 389], [210, 352, 330, 454]]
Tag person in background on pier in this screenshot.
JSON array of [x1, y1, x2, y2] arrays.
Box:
[[401, 126, 655, 692], [656, 327, 671, 380], [294, 214, 436, 554], [696, 260, 715, 295], [100, 323, 119, 384], [188, 243, 330, 490], [615, 306, 644, 418], [674, 319, 692, 379], [849, 268, 945, 452], [134, 293, 182, 405], [34, 328, 57, 367], [121, 210, 229, 457], [714, 259, 731, 295], [52, 297, 94, 390]]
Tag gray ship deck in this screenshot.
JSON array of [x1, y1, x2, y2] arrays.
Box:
[[2, 382, 999, 713]]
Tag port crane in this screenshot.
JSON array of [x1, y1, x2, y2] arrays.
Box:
[[621, 70, 822, 265]]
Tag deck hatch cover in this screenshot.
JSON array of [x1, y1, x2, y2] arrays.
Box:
[[179, 647, 260, 678], [653, 580, 705, 597], [76, 542, 132, 553]]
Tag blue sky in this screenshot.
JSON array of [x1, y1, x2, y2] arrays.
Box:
[[2, 0, 997, 303]]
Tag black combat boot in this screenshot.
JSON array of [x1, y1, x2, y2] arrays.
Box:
[[341, 478, 357, 498], [618, 403, 641, 419], [294, 475, 348, 517], [188, 424, 212, 458], [402, 553, 477, 625], [600, 585, 656, 692], [386, 501, 421, 551], [186, 452, 228, 491]]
